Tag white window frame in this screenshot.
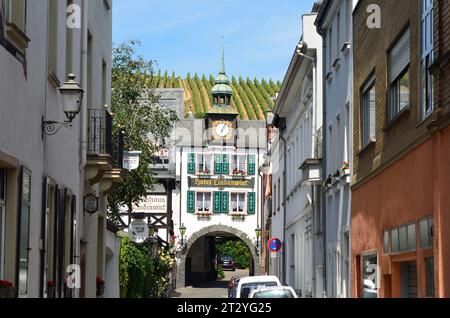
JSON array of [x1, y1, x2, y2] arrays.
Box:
[[230, 192, 247, 214], [196, 191, 212, 213], [196, 154, 212, 175], [231, 154, 247, 175], [420, 0, 435, 118]]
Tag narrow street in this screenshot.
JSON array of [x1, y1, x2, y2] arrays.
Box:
[[171, 269, 249, 298]]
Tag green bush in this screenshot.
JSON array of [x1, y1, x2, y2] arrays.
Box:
[[217, 240, 251, 269], [217, 265, 225, 280]]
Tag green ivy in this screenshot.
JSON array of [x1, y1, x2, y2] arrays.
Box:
[[216, 240, 251, 269]]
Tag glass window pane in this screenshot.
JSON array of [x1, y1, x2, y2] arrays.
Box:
[[383, 230, 390, 254], [399, 71, 410, 110], [362, 254, 378, 298], [425, 257, 435, 297], [391, 228, 399, 253], [419, 219, 430, 249], [407, 223, 416, 251], [399, 226, 408, 252]]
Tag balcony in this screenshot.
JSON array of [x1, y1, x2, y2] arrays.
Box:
[[85, 109, 124, 191]]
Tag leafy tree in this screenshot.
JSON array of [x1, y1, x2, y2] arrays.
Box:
[[217, 240, 252, 269], [108, 40, 178, 225]]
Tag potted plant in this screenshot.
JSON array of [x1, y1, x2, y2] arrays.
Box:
[[0, 280, 14, 298], [96, 277, 105, 297], [47, 280, 55, 298]]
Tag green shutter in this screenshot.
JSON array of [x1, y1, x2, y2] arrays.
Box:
[[248, 192, 256, 214], [187, 191, 195, 213], [188, 153, 195, 174], [214, 154, 222, 174], [222, 154, 229, 174], [213, 192, 222, 213], [221, 192, 229, 213], [248, 155, 256, 175]]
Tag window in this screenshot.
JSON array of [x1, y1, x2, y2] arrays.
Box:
[[197, 154, 212, 174], [345, 0, 351, 42], [362, 254, 378, 298], [18, 167, 31, 296], [277, 178, 281, 210], [328, 27, 333, 72], [3, 0, 26, 31], [419, 217, 433, 249], [0, 169, 5, 279], [232, 155, 246, 175], [231, 193, 246, 213], [390, 223, 416, 254], [389, 28, 411, 120], [361, 75, 376, 148], [425, 257, 435, 297], [421, 0, 434, 117], [336, 11, 341, 58], [196, 192, 211, 213], [273, 184, 277, 213], [383, 230, 390, 254]]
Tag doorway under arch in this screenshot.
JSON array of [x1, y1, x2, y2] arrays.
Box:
[[176, 225, 261, 288]]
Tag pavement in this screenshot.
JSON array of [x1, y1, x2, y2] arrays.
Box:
[[171, 269, 249, 298]]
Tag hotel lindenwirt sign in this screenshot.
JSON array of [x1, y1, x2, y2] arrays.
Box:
[[188, 175, 255, 190]]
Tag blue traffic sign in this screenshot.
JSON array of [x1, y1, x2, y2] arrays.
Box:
[[267, 238, 282, 252]]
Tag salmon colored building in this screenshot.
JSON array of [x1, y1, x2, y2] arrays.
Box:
[[352, 0, 450, 298]]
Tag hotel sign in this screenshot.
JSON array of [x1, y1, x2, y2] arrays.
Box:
[[188, 177, 255, 189]]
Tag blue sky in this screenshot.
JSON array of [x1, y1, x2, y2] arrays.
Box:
[[113, 0, 317, 82]]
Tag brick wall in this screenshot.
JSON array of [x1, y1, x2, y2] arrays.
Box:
[[352, 0, 431, 187]]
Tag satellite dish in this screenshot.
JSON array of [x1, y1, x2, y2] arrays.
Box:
[[128, 219, 149, 243]]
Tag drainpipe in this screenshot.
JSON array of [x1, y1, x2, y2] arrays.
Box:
[[280, 133, 287, 286], [80, 0, 88, 174], [321, 28, 328, 298]]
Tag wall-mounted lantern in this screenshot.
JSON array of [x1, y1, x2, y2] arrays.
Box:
[[42, 74, 84, 137]]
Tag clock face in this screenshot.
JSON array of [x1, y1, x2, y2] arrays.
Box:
[[212, 121, 233, 140]]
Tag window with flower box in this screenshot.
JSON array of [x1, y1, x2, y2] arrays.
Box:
[[197, 154, 212, 175], [196, 192, 211, 215], [231, 155, 246, 175], [231, 193, 246, 214]]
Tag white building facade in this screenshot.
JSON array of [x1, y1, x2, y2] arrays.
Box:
[[270, 8, 324, 298], [0, 0, 121, 298], [315, 0, 356, 298], [172, 52, 266, 288]]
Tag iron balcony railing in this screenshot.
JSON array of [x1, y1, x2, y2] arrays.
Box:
[[87, 109, 123, 169]]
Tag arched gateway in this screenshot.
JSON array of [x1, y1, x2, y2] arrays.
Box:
[[176, 225, 262, 288]]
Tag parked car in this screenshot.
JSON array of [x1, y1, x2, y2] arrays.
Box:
[[235, 276, 282, 298], [249, 286, 299, 298], [228, 276, 244, 298], [219, 256, 236, 271]]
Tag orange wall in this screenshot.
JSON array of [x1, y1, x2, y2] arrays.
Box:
[[352, 138, 436, 297]]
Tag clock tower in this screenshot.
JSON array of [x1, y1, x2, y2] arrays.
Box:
[[207, 44, 238, 145]]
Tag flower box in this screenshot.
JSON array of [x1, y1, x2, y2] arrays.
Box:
[[0, 280, 15, 298], [96, 277, 105, 297]]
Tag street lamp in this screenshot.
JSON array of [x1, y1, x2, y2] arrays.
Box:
[[179, 224, 187, 246], [255, 226, 262, 247], [42, 74, 84, 137]]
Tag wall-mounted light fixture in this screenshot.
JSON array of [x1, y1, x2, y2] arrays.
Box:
[[42, 74, 84, 138], [179, 224, 187, 246]]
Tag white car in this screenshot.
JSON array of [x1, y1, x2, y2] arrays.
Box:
[[235, 276, 282, 298], [249, 286, 299, 299]]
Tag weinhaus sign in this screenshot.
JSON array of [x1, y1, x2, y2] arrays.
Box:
[[188, 177, 255, 189], [133, 195, 167, 214]]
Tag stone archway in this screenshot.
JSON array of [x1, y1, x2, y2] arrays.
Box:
[[176, 225, 262, 288]]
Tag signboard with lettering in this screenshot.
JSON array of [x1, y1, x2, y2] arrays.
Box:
[[188, 177, 255, 189], [129, 219, 149, 243], [133, 195, 167, 214], [123, 151, 142, 171]]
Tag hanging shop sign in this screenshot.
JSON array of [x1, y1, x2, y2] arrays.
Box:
[[123, 151, 142, 171], [128, 219, 149, 244], [83, 193, 99, 214]]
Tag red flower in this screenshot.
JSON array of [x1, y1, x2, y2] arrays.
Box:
[[96, 277, 105, 286], [0, 280, 13, 288], [47, 280, 55, 287]]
